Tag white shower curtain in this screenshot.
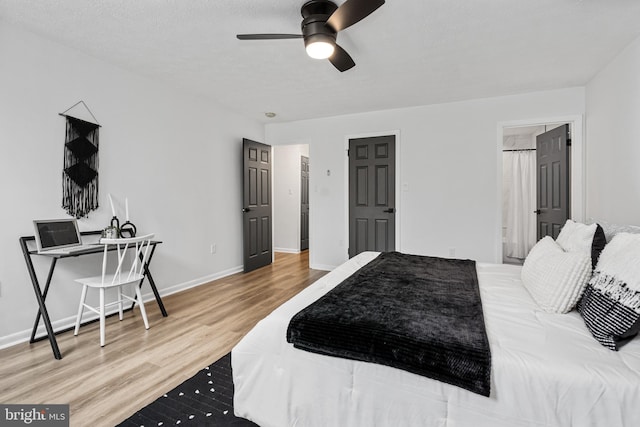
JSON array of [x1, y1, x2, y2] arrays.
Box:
[[503, 151, 536, 259]]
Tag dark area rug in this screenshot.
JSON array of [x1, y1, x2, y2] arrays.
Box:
[[117, 353, 258, 426]]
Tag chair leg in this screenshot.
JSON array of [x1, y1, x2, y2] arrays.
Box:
[[134, 286, 150, 330], [74, 285, 88, 336], [117, 286, 124, 321], [99, 288, 106, 347]]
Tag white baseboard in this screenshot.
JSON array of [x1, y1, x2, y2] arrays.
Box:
[[157, 265, 243, 299], [274, 247, 300, 254], [0, 265, 243, 351], [309, 263, 336, 271]]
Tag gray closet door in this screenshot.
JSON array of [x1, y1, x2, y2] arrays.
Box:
[[301, 156, 310, 251], [348, 135, 396, 258]]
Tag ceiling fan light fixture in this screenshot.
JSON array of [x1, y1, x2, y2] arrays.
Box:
[[306, 41, 335, 59], [304, 33, 335, 59]]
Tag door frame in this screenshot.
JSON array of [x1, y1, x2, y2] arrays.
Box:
[[343, 130, 402, 257], [496, 115, 584, 263]]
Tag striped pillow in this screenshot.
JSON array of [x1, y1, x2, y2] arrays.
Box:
[[578, 233, 640, 350]]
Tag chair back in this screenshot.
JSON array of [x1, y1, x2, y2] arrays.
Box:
[[99, 234, 155, 287]]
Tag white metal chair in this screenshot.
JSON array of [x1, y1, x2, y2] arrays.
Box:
[[74, 234, 154, 347]]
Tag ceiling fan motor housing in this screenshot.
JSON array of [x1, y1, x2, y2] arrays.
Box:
[[301, 0, 338, 48]]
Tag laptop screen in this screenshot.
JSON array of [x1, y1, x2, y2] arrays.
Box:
[[33, 219, 82, 251]]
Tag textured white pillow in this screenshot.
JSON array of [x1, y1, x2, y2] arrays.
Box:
[[556, 219, 597, 254], [596, 220, 640, 242], [521, 236, 592, 313]]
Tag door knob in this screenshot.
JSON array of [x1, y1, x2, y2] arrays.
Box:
[[383, 208, 395, 213], [534, 209, 541, 215], [242, 208, 252, 213]]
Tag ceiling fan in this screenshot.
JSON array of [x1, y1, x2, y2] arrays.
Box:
[[236, 0, 385, 72]]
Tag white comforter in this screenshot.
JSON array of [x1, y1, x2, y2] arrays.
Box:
[[232, 252, 640, 427]]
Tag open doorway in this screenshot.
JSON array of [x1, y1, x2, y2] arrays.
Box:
[[502, 123, 570, 264], [502, 126, 539, 264], [273, 144, 311, 256]]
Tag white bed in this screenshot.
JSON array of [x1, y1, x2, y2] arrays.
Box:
[[232, 252, 640, 427]]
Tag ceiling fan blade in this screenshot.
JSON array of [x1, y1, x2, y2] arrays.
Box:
[[237, 34, 303, 40], [329, 44, 355, 72], [326, 0, 385, 32]]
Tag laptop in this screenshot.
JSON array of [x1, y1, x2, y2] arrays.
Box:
[[33, 219, 100, 254]]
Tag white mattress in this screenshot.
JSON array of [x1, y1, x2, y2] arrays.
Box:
[[232, 252, 640, 427]]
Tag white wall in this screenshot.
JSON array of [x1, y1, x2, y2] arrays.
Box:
[[0, 22, 263, 346], [273, 144, 309, 253], [586, 35, 640, 225], [9, 19, 638, 349], [266, 88, 585, 270]]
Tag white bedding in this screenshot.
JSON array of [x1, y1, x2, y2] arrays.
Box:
[[232, 252, 640, 427]]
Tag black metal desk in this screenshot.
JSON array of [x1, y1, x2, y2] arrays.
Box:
[[19, 230, 167, 360]]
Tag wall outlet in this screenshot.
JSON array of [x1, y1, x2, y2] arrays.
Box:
[[448, 247, 456, 257], [210, 243, 217, 254]]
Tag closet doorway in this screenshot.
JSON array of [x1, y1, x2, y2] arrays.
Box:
[[501, 123, 571, 264], [273, 144, 311, 256]]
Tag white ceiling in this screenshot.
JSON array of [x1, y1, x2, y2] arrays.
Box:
[[1, 0, 639, 123]]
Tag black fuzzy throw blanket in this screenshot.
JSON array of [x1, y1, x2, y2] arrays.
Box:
[[287, 252, 491, 396]]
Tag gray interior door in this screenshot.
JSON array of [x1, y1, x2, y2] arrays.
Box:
[[349, 135, 396, 258], [300, 156, 310, 251], [242, 138, 272, 273], [536, 124, 570, 239]]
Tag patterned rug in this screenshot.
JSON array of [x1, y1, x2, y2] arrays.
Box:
[[118, 353, 258, 426]]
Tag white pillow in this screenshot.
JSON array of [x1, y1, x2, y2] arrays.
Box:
[[556, 219, 597, 254], [595, 220, 640, 242], [521, 236, 592, 313]]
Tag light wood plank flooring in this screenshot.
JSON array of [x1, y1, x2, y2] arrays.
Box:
[[0, 251, 326, 427]]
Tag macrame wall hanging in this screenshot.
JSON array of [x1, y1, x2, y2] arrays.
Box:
[[59, 101, 101, 218]]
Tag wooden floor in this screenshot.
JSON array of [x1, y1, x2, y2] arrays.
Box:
[[0, 251, 325, 427]]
